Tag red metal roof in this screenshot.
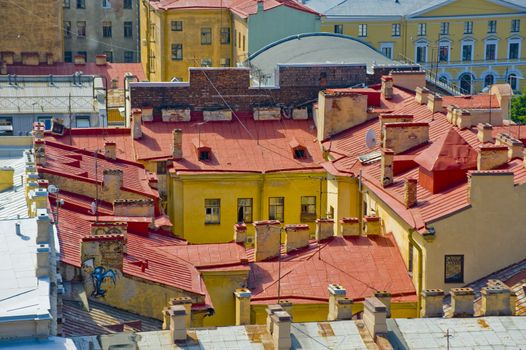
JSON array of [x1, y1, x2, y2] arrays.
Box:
[[247, 235, 416, 304], [5, 62, 145, 89], [136, 117, 325, 173], [39, 140, 157, 198], [442, 94, 500, 109]]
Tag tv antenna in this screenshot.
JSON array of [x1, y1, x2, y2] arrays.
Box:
[[365, 129, 377, 149]]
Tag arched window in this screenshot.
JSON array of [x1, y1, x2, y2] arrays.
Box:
[[459, 73, 473, 94], [508, 73, 518, 90], [484, 74, 494, 87], [439, 75, 448, 84]]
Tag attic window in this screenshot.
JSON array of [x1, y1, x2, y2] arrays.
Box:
[[294, 148, 306, 159], [199, 150, 210, 161]]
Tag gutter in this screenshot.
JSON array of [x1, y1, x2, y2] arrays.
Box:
[[408, 229, 423, 317]]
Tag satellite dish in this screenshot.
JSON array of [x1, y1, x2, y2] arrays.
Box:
[[48, 185, 59, 194], [365, 129, 377, 149]]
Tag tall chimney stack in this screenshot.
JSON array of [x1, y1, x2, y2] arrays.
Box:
[[131, 110, 142, 140], [172, 129, 183, 160], [380, 148, 394, 187]]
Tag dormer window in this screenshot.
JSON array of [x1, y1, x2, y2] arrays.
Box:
[[199, 150, 210, 161], [294, 148, 306, 159], [289, 137, 307, 160]]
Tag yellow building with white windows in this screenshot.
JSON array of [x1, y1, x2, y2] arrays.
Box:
[[305, 0, 526, 94]]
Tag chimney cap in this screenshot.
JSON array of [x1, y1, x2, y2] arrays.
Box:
[[328, 284, 346, 296], [253, 220, 281, 226]]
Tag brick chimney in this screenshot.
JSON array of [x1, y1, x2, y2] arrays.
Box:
[[496, 133, 524, 160], [477, 123, 493, 143], [90, 222, 127, 236], [131, 109, 142, 140], [142, 107, 154, 122], [363, 216, 381, 236], [450, 288, 475, 317], [46, 53, 54, 65], [34, 140, 46, 166], [415, 87, 430, 105], [36, 244, 50, 278], [172, 129, 183, 160], [168, 305, 187, 342], [271, 311, 292, 350], [340, 217, 360, 237], [234, 288, 252, 325], [233, 223, 247, 244], [113, 199, 154, 217], [328, 284, 353, 321], [383, 122, 430, 154], [477, 145, 508, 170], [22, 52, 40, 66], [284, 224, 310, 252], [446, 104, 458, 124], [169, 297, 193, 327], [379, 114, 414, 138], [421, 289, 444, 318], [33, 122, 45, 140], [0, 166, 14, 191], [374, 291, 391, 317], [363, 297, 388, 338], [481, 282, 512, 316], [381, 76, 393, 100], [266, 304, 284, 334], [104, 141, 117, 160], [427, 93, 443, 113], [315, 218, 334, 241], [36, 209, 50, 244], [381, 148, 394, 187], [103, 169, 124, 194], [403, 178, 417, 208], [95, 54, 107, 66], [74, 54, 86, 65], [455, 108, 472, 130], [253, 220, 281, 261]]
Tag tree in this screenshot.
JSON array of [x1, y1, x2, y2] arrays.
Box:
[[511, 90, 526, 124]]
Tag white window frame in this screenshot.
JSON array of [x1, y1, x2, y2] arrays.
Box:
[[507, 38, 521, 60], [484, 39, 499, 61], [380, 43, 394, 59], [392, 23, 401, 37], [415, 42, 428, 63], [438, 41, 451, 63], [358, 24, 367, 37], [440, 22, 449, 35], [417, 23, 426, 36], [460, 40, 474, 62], [511, 19, 520, 33], [464, 21, 473, 34]]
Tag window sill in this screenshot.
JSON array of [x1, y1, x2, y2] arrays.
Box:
[[205, 222, 221, 225]]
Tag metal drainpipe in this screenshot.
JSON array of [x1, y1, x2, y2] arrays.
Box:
[[408, 229, 423, 317]]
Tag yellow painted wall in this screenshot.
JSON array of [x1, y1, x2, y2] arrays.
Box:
[[170, 172, 327, 243], [233, 15, 249, 65], [201, 270, 250, 327], [320, 0, 526, 92], [107, 108, 124, 125], [0, 136, 32, 146], [327, 175, 360, 235]]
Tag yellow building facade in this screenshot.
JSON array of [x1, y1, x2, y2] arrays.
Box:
[[319, 0, 526, 94]]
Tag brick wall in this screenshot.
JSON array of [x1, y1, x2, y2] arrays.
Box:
[[131, 65, 371, 114]]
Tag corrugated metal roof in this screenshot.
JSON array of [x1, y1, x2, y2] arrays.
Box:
[[0, 147, 29, 220]]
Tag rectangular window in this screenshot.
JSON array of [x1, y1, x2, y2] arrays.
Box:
[[220, 27, 230, 44], [444, 255, 464, 283], [461, 44, 472, 61], [269, 197, 284, 221], [201, 58, 212, 67], [242, 35, 246, 51], [509, 42, 520, 59], [149, 53, 156, 73], [102, 21, 112, 38], [171, 44, 183, 60], [392, 23, 400, 37], [220, 58, 230, 67], [75, 116, 90, 128], [512, 19, 520, 33], [439, 44, 449, 62], [104, 51, 113, 62], [124, 51, 134, 63], [238, 32, 241, 48], [64, 51, 72, 63], [201, 27, 212, 45], [124, 21, 133, 38], [358, 24, 367, 37], [440, 22, 449, 35], [417, 23, 426, 36], [300, 196, 316, 222], [464, 21, 473, 34], [171, 21, 182, 31], [416, 45, 427, 63], [76, 0, 85, 9], [408, 242, 414, 273], [64, 21, 72, 38], [156, 161, 167, 175], [488, 20, 497, 33], [381, 46, 393, 59], [123, 0, 132, 9], [64, 0, 70, 8], [37, 116, 52, 130], [0, 117, 13, 136], [102, 0, 111, 8], [334, 24, 343, 34], [237, 198, 253, 223], [486, 43, 497, 60], [205, 199, 220, 224], [77, 21, 86, 38]]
